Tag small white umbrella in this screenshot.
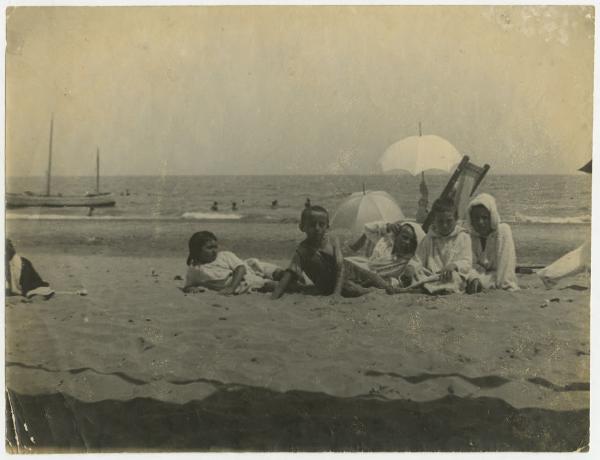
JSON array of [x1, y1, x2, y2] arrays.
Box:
[[378, 124, 462, 223], [331, 188, 404, 236], [378, 123, 462, 176], [378, 134, 462, 176]]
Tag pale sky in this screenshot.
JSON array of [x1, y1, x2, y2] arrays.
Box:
[[5, 6, 594, 176]]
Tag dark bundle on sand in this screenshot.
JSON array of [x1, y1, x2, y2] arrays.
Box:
[[5, 239, 54, 299]]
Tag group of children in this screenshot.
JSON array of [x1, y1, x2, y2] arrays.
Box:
[[183, 192, 519, 298], [5, 191, 584, 302]]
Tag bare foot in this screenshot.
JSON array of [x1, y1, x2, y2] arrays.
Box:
[[466, 279, 483, 294]]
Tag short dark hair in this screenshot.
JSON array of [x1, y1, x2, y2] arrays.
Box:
[[300, 205, 329, 228], [431, 197, 458, 218], [187, 231, 217, 265]]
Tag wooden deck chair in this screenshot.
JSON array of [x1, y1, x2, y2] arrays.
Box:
[[422, 156, 490, 233]]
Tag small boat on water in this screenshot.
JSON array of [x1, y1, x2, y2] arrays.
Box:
[[6, 191, 116, 208], [6, 117, 116, 209]]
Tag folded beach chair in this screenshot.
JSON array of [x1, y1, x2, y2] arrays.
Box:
[[422, 156, 490, 233]]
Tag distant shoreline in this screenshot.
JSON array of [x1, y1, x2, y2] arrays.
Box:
[[6, 218, 590, 265], [5, 173, 591, 179]]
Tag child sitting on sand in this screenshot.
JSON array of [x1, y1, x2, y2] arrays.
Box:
[[272, 205, 370, 299], [400, 197, 473, 295], [345, 220, 426, 290], [184, 231, 284, 295], [465, 193, 519, 292]]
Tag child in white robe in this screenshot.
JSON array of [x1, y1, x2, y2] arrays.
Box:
[[465, 193, 519, 292], [404, 198, 473, 295]]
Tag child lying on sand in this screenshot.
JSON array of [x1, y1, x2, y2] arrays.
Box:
[[272, 205, 370, 300], [399, 198, 473, 295], [184, 231, 284, 295], [345, 220, 426, 290]]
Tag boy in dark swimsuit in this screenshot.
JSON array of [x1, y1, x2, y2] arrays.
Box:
[[272, 206, 370, 300]]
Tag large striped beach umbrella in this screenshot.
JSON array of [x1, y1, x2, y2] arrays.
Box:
[[331, 189, 404, 236]]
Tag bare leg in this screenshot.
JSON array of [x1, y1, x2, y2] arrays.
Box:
[[344, 259, 388, 289], [257, 280, 278, 293], [341, 279, 371, 297]]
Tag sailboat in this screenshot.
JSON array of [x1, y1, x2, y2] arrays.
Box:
[[6, 117, 116, 208]]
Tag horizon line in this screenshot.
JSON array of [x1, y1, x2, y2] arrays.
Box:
[[5, 172, 590, 178]]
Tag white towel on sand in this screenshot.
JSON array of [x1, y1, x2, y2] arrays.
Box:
[[537, 240, 591, 289]]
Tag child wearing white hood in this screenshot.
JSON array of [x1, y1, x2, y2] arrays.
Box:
[[465, 193, 519, 292], [345, 220, 426, 289]]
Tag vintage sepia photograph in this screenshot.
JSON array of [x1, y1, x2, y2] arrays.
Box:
[[3, 4, 593, 453]]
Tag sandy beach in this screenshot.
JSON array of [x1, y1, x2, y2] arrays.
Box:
[[5, 219, 590, 452], [5, 2, 594, 453]]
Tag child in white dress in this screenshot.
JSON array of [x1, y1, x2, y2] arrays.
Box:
[[184, 231, 283, 295]]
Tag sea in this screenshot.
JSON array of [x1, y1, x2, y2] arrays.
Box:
[[5, 174, 592, 225]]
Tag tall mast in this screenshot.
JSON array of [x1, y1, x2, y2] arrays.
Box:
[[46, 115, 54, 196], [96, 147, 100, 194]]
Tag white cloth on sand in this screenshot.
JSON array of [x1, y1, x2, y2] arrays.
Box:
[[537, 239, 591, 288], [465, 193, 519, 291], [185, 251, 280, 294]]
